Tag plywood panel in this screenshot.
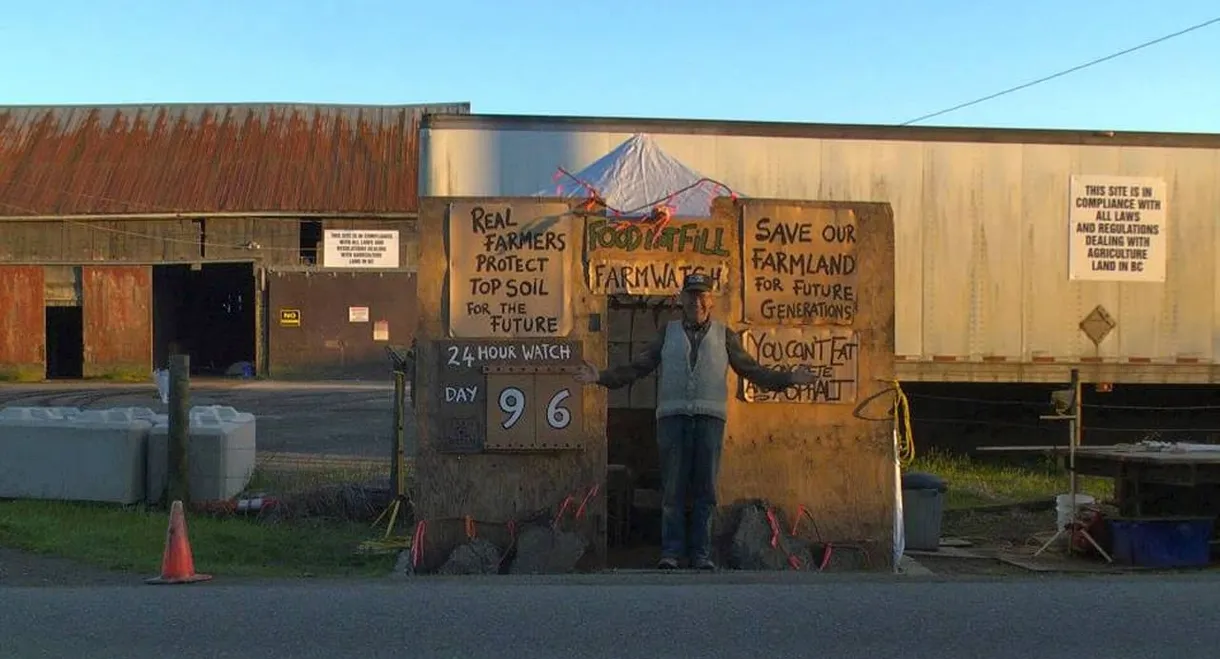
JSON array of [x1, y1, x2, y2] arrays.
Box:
[[721, 198, 896, 569], [82, 265, 151, 378], [0, 266, 45, 381], [412, 196, 607, 572]]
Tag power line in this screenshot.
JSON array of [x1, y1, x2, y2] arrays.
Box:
[[900, 16, 1220, 126]]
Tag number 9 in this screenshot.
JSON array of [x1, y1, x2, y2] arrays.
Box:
[[498, 387, 525, 429]]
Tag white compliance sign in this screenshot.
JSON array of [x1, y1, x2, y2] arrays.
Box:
[[323, 230, 399, 269], [1068, 176, 1167, 282]]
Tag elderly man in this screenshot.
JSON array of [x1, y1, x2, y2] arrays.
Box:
[[575, 273, 814, 570]]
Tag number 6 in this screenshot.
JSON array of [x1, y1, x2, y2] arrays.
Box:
[[546, 389, 572, 430]]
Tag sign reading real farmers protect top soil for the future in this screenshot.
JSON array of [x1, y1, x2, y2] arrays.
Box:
[[1068, 175, 1168, 282], [740, 205, 858, 325], [322, 230, 400, 268], [447, 201, 575, 338]]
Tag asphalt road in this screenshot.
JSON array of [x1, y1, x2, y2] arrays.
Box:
[[3, 574, 1218, 658], [0, 380, 410, 457]]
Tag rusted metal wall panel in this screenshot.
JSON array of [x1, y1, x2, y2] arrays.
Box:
[[82, 265, 151, 379], [0, 266, 45, 380], [266, 270, 417, 379], [0, 217, 420, 271], [421, 121, 1220, 383], [0, 219, 201, 262], [0, 103, 470, 216]]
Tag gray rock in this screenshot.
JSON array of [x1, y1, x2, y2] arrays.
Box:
[[508, 525, 586, 574], [728, 503, 819, 571], [437, 539, 503, 575], [392, 550, 415, 577]]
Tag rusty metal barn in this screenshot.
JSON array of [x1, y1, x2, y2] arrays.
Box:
[[0, 102, 469, 381]]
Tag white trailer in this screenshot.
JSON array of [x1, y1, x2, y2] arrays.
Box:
[[420, 114, 1220, 384]]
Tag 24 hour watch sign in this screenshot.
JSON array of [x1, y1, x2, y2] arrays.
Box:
[[1068, 176, 1167, 282]]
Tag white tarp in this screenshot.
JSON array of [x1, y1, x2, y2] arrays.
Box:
[[536, 134, 736, 217]]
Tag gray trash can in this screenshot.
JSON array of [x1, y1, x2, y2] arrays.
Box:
[[902, 472, 948, 551]]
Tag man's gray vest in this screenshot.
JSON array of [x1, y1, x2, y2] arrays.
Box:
[[655, 320, 729, 420]]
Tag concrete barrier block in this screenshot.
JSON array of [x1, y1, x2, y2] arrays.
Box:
[[0, 415, 151, 504]]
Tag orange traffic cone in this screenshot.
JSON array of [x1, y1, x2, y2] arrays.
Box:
[[146, 500, 213, 585]]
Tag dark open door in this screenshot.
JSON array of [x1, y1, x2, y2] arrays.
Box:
[[0, 266, 46, 381], [82, 265, 152, 379]]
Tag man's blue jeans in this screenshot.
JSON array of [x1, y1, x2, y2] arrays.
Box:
[[656, 413, 725, 561]]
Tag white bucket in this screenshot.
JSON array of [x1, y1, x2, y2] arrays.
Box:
[[152, 369, 170, 404], [1055, 493, 1096, 529]]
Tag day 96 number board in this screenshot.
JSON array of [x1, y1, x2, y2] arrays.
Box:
[[434, 340, 584, 453], [484, 368, 583, 451]]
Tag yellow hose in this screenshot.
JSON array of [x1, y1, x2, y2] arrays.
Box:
[[893, 379, 915, 466]]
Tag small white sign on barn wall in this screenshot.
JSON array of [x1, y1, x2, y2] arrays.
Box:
[[322, 230, 400, 269], [1068, 175, 1167, 282]]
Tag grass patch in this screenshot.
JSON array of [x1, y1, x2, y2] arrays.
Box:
[[246, 461, 395, 495], [908, 450, 1114, 510], [0, 465, 400, 578]]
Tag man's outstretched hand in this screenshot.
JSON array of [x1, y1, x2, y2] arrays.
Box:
[[574, 360, 600, 384], [790, 365, 816, 385]]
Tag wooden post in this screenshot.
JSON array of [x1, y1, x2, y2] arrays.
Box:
[[168, 354, 191, 505], [1069, 368, 1082, 498], [391, 368, 407, 499]]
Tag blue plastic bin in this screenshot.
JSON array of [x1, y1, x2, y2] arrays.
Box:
[[1107, 517, 1215, 568]]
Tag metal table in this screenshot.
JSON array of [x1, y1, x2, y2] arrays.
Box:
[[978, 445, 1220, 516]]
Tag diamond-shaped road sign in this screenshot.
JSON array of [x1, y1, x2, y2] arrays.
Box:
[[1079, 305, 1116, 346]]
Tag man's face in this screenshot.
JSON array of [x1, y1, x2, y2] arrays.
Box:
[[681, 290, 713, 324]]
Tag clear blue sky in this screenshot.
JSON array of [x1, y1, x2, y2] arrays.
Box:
[[2, 0, 1217, 132]]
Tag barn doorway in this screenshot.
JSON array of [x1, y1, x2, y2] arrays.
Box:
[[605, 295, 684, 568], [152, 263, 257, 376], [45, 306, 83, 379], [42, 266, 84, 379]]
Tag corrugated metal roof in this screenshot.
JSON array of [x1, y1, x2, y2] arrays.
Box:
[[0, 102, 470, 217]]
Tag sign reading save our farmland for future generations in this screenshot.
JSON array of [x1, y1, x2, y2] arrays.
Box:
[[740, 205, 858, 325], [584, 218, 733, 295], [1068, 175, 1168, 282], [447, 202, 575, 338]]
